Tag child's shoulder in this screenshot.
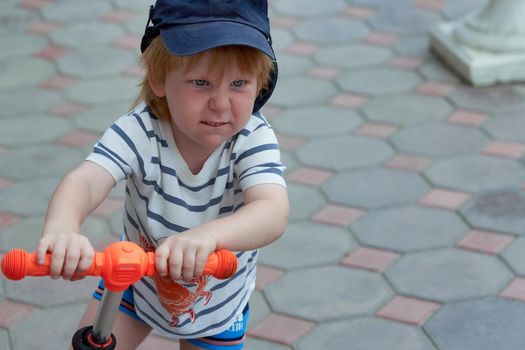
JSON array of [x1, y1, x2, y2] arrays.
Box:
[[242, 111, 273, 134]]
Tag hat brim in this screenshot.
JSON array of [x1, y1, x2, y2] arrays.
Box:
[[159, 21, 275, 59]]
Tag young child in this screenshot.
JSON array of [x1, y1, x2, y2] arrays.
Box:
[[35, 1, 288, 349]]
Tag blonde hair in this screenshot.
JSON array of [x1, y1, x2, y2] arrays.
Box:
[[131, 36, 274, 120]]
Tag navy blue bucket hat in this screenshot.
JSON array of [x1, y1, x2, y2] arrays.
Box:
[[141, 0, 278, 112]]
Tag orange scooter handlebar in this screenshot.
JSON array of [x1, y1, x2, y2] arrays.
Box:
[[1, 241, 238, 292]]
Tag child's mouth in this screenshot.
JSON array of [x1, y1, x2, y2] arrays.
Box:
[[202, 121, 227, 127]]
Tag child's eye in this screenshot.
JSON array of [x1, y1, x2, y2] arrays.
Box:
[[193, 79, 209, 87], [231, 80, 246, 88]]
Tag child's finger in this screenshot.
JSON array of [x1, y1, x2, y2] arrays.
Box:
[[49, 242, 67, 279], [182, 249, 196, 281], [62, 245, 81, 280], [168, 248, 183, 281], [193, 249, 209, 278], [155, 245, 170, 277], [36, 238, 52, 265], [76, 245, 95, 274]]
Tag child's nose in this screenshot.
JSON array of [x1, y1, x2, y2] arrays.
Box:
[[209, 89, 231, 112]]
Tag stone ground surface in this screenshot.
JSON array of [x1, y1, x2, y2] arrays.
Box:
[[2, 0, 525, 349]]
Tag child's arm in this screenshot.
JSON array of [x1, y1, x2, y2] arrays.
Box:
[[155, 183, 289, 280], [36, 161, 116, 280]]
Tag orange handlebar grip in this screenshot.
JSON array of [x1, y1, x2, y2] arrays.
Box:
[[1, 241, 238, 292]]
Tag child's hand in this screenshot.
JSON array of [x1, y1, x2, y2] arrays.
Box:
[[36, 232, 95, 281], [155, 229, 218, 281]]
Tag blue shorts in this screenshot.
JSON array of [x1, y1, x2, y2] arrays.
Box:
[[93, 280, 249, 349]]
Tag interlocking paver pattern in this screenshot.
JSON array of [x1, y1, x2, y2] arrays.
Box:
[[3, 0, 525, 349]]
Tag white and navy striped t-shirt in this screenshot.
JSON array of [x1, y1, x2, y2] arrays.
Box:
[[86, 103, 286, 339]]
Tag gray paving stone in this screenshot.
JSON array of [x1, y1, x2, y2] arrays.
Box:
[[0, 89, 62, 119], [274, 0, 348, 17], [0, 178, 60, 216], [424, 155, 525, 192], [246, 338, 291, 350], [418, 61, 461, 83], [73, 101, 132, 132], [385, 249, 513, 302], [393, 35, 430, 57], [271, 106, 362, 137], [0, 57, 55, 90], [0, 115, 73, 146], [281, 151, 299, 174], [0, 8, 38, 35], [258, 222, 357, 270], [66, 77, 139, 105], [10, 302, 88, 350], [5, 274, 97, 308], [0, 34, 47, 59], [322, 168, 429, 209], [50, 21, 124, 49], [391, 124, 490, 157], [296, 136, 393, 170], [450, 85, 525, 113], [483, 111, 525, 142], [271, 77, 337, 107], [287, 184, 326, 221], [315, 44, 393, 70], [294, 17, 369, 43], [122, 11, 150, 35], [338, 67, 422, 96], [114, 0, 150, 11], [362, 94, 452, 126], [277, 54, 314, 78], [108, 208, 125, 238], [0, 215, 114, 254], [369, 5, 441, 34], [0, 329, 8, 350], [41, 0, 112, 22], [0, 145, 83, 180], [0, 0, 19, 9], [296, 317, 436, 350], [461, 190, 525, 235], [424, 298, 525, 350], [442, 0, 489, 20], [268, 28, 295, 53], [266, 266, 393, 322], [502, 236, 525, 275], [352, 0, 411, 6], [247, 290, 271, 331], [58, 48, 137, 78], [352, 205, 468, 252]]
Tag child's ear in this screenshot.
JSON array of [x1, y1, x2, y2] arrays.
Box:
[[148, 66, 166, 98]]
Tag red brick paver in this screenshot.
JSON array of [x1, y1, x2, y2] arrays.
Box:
[[286, 167, 333, 186], [418, 189, 471, 210], [312, 204, 365, 227], [482, 141, 525, 159], [384, 154, 432, 172], [341, 247, 400, 272], [248, 313, 315, 346], [0, 300, 38, 328], [456, 230, 514, 255], [256, 265, 285, 290], [500, 278, 525, 302], [446, 109, 489, 127], [376, 296, 440, 326], [330, 93, 368, 109]]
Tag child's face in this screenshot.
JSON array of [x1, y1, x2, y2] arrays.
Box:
[[154, 51, 259, 155]]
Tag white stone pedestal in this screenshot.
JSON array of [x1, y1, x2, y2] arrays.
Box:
[[430, 0, 525, 86]]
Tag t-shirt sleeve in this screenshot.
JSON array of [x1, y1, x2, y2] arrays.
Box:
[[234, 118, 286, 191], [85, 113, 152, 184]]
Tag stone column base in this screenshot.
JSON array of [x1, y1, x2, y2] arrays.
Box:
[[430, 22, 525, 86]]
